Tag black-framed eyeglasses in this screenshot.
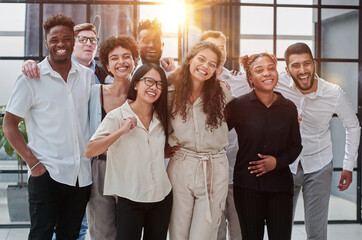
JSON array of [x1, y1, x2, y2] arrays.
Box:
[[76, 36, 99, 45], [140, 77, 163, 90]]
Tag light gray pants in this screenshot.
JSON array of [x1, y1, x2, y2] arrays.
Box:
[[167, 148, 229, 240], [292, 161, 333, 240], [217, 184, 242, 240], [86, 159, 117, 240]]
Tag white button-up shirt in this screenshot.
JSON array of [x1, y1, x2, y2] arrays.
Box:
[[168, 82, 234, 154], [276, 72, 360, 174], [6, 58, 93, 187], [91, 101, 172, 202], [219, 68, 252, 184]]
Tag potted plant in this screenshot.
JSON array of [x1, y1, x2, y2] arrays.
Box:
[[0, 106, 30, 222]]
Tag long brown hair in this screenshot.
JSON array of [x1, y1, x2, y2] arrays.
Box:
[[169, 41, 226, 130]]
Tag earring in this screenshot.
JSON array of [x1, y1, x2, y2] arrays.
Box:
[[134, 87, 137, 90]]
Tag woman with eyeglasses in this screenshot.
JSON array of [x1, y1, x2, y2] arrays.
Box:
[[166, 41, 233, 240], [85, 35, 139, 239], [228, 53, 302, 240], [85, 63, 172, 240]]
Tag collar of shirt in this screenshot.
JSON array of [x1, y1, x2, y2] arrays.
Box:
[[287, 73, 324, 99], [247, 90, 287, 107], [71, 56, 100, 84], [40, 57, 78, 79], [121, 100, 161, 132]]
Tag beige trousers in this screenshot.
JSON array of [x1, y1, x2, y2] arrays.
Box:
[[167, 148, 229, 240]]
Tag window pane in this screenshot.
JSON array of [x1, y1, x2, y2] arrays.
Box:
[[0, 37, 24, 56], [276, 39, 314, 59], [321, 9, 358, 59], [139, 5, 180, 34], [163, 37, 178, 59], [90, 4, 134, 43], [0, 61, 24, 105], [322, 0, 359, 6], [0, 4, 25, 31], [320, 62, 358, 112], [277, 7, 314, 36], [277, 0, 313, 4], [240, 0, 273, 3], [240, 39, 273, 56], [240, 7, 273, 35]]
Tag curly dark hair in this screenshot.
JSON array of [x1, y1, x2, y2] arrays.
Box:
[[43, 14, 75, 37], [137, 18, 162, 37], [169, 41, 226, 130], [98, 35, 139, 76]]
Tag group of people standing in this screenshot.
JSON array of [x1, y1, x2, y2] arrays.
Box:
[[3, 13, 360, 240]]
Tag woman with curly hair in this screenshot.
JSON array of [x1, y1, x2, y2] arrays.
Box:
[[228, 53, 302, 240], [167, 41, 233, 240], [86, 35, 139, 240]]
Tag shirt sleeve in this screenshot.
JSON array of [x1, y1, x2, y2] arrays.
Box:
[[220, 80, 235, 104], [275, 102, 303, 170], [5, 74, 33, 118], [90, 110, 121, 141], [335, 90, 361, 171]]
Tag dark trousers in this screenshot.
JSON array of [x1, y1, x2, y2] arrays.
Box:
[[116, 191, 173, 240], [233, 185, 293, 240], [27, 171, 91, 240]]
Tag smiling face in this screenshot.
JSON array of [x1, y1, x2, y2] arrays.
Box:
[[189, 48, 218, 84], [138, 29, 163, 64], [248, 56, 278, 93], [45, 25, 74, 65], [286, 53, 317, 94], [106, 46, 135, 79], [135, 68, 162, 104], [73, 30, 98, 67]]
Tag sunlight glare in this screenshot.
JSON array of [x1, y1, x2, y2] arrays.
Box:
[[159, 0, 185, 33]]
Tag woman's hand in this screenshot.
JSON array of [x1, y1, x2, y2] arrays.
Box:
[[121, 117, 137, 133], [248, 153, 277, 177], [164, 144, 181, 158]]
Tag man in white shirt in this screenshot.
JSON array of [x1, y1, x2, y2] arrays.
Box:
[[276, 42, 360, 240], [201, 30, 251, 240], [3, 14, 93, 240]]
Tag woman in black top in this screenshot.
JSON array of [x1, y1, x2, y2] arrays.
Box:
[[227, 52, 302, 240]]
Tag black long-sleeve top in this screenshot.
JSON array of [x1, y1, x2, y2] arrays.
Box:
[[227, 90, 302, 193]]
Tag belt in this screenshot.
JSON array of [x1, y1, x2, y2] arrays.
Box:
[[178, 148, 226, 223], [93, 154, 107, 161]]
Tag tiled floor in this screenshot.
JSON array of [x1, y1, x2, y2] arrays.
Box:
[[1, 224, 362, 240]]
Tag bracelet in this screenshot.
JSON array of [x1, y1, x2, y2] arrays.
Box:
[[30, 161, 41, 171]]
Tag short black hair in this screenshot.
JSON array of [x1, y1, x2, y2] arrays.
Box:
[[137, 19, 162, 37], [43, 14, 75, 37], [284, 42, 314, 65]]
